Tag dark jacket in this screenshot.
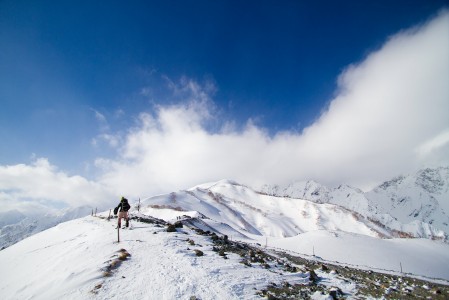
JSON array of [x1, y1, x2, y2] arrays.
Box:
[[115, 198, 131, 214]]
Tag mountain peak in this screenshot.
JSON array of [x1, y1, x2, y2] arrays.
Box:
[[415, 167, 449, 194]]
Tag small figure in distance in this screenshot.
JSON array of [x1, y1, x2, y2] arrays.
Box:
[[114, 196, 131, 229]]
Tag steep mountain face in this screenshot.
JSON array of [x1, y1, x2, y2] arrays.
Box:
[[366, 167, 449, 234], [0, 210, 26, 228], [139, 180, 410, 240], [261, 181, 376, 214], [259, 167, 449, 241], [260, 180, 332, 203], [0, 206, 93, 249]]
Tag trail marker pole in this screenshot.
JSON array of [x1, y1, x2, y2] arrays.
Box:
[[108, 209, 111, 220], [400, 262, 403, 273], [117, 226, 120, 243]]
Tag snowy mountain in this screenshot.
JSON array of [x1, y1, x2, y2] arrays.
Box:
[[367, 167, 449, 236], [260, 167, 449, 241], [141, 180, 406, 240], [2, 167, 449, 299], [2, 167, 447, 251], [1, 206, 448, 299], [0, 206, 93, 249]]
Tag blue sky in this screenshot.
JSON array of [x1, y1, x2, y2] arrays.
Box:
[[1, 1, 449, 212]]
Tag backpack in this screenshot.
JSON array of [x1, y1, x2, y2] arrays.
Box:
[[113, 206, 119, 215], [122, 200, 131, 212]]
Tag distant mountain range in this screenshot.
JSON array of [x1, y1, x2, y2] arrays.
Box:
[[260, 166, 449, 241], [0, 206, 93, 249], [138, 167, 448, 243]]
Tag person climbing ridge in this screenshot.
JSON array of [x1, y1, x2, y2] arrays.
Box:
[[114, 196, 131, 229]]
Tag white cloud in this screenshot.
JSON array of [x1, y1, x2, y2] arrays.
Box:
[[96, 10, 449, 195], [0, 158, 115, 214], [92, 133, 122, 148], [90, 108, 110, 132], [295, 10, 449, 187], [416, 129, 449, 157]]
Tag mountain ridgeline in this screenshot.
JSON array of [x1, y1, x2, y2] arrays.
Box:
[[260, 166, 449, 241], [139, 167, 449, 242], [1, 167, 447, 251]]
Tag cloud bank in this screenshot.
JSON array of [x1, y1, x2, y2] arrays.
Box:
[[0, 158, 114, 214], [1, 10, 448, 214], [95, 10, 449, 196]]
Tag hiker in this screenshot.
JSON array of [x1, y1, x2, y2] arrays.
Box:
[[114, 196, 131, 228]]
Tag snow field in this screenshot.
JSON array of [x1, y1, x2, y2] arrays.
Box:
[[271, 230, 449, 281], [0, 213, 318, 300]]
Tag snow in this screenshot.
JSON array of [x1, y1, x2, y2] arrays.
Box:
[[2, 172, 449, 299], [1, 205, 449, 299], [141, 183, 386, 240], [270, 230, 449, 281], [366, 167, 449, 235], [0, 214, 312, 300], [0, 206, 92, 249], [260, 167, 449, 240]]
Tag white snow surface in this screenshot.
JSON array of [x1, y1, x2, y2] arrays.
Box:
[[260, 167, 449, 240], [1, 174, 449, 299], [0, 206, 93, 249], [1, 210, 448, 300], [0, 214, 322, 300], [2, 167, 448, 250], [271, 230, 449, 280], [141, 180, 387, 239]]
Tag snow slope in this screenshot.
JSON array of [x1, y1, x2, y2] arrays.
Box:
[[0, 214, 318, 300], [1, 209, 448, 300], [0, 198, 449, 299], [260, 167, 449, 240], [1, 170, 449, 298], [140, 180, 395, 240], [366, 167, 449, 235], [3, 167, 447, 251], [138, 180, 449, 280], [271, 230, 449, 280], [0, 206, 93, 249]]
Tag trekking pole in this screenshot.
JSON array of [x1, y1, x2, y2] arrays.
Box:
[[117, 226, 120, 243]]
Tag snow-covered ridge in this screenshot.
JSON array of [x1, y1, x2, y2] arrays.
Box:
[[259, 166, 449, 241], [1, 167, 447, 251], [138, 179, 422, 241], [143, 182, 373, 238], [2, 172, 449, 299], [1, 208, 449, 300]]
